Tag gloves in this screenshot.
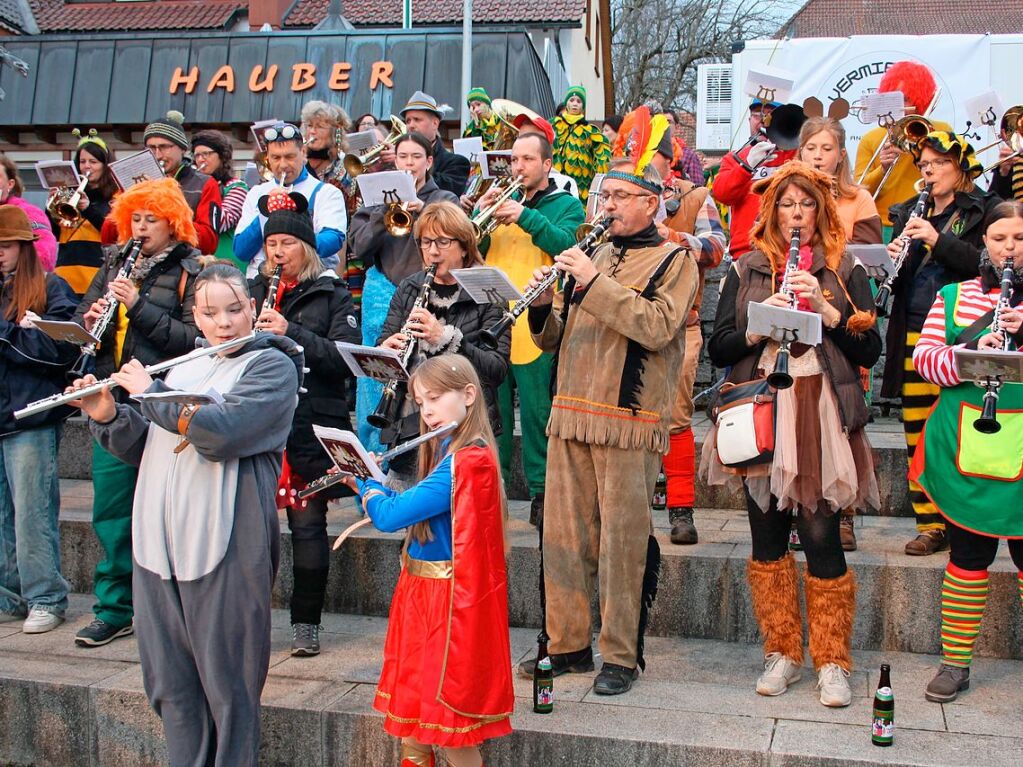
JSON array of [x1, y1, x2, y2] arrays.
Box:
[[746, 141, 777, 170]]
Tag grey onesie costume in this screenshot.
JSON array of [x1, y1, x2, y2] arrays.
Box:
[[91, 334, 303, 767]]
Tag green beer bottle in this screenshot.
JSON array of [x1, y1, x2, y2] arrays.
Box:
[[871, 663, 894, 746]]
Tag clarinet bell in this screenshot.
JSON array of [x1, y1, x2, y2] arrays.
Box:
[[767, 347, 794, 390], [874, 284, 893, 317], [974, 388, 1001, 434], [367, 388, 397, 429], [480, 313, 513, 350]]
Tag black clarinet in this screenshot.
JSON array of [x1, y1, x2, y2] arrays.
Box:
[[68, 239, 143, 379], [974, 255, 1016, 434], [875, 182, 932, 317], [766, 227, 801, 390], [368, 264, 437, 430], [258, 264, 284, 325]]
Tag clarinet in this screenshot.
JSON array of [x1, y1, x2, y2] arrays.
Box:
[[766, 227, 801, 390], [69, 239, 143, 379], [993, 255, 1016, 352], [479, 216, 614, 349], [260, 264, 284, 317], [875, 182, 933, 317], [975, 255, 1018, 434], [367, 264, 438, 430]]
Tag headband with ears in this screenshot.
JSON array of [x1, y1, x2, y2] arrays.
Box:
[[257, 191, 309, 217], [802, 97, 851, 121]]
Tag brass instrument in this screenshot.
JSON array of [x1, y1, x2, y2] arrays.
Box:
[[470, 175, 525, 241], [343, 115, 406, 177], [979, 106, 1023, 174], [738, 103, 807, 153], [875, 182, 932, 316], [383, 201, 414, 238], [368, 264, 438, 430], [974, 255, 1017, 434], [479, 216, 614, 349], [46, 176, 89, 227], [16, 334, 257, 420], [766, 227, 802, 391], [491, 99, 543, 150]]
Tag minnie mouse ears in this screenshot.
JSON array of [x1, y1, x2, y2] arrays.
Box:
[[257, 190, 309, 217], [803, 97, 851, 121]]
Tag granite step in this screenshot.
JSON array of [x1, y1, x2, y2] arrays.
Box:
[[55, 413, 915, 514], [57, 479, 1023, 661], [1, 594, 1021, 767]]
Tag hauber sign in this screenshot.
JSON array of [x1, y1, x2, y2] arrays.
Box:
[[168, 61, 396, 94]]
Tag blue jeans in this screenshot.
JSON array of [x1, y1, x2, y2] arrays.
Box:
[[0, 424, 69, 616]]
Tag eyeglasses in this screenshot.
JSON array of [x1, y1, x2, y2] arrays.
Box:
[[192, 150, 217, 160], [263, 123, 301, 143], [775, 199, 818, 210], [146, 142, 178, 153], [597, 190, 655, 205], [916, 158, 953, 171], [419, 237, 457, 251]]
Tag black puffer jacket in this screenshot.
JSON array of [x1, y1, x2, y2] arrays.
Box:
[[250, 272, 360, 482], [72, 242, 201, 385], [376, 269, 510, 446]]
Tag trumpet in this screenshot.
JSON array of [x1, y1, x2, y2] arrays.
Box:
[[479, 216, 614, 349], [68, 240, 144, 379], [46, 176, 89, 227], [343, 115, 406, 177], [974, 255, 1018, 434], [383, 201, 414, 237], [766, 227, 801, 391], [471, 176, 525, 241], [875, 182, 932, 317], [16, 334, 257, 420], [368, 264, 438, 430]]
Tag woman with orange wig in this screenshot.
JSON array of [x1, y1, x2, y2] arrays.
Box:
[[70, 177, 203, 649], [701, 162, 881, 708]]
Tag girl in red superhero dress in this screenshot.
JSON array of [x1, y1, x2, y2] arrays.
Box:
[[345, 353, 513, 767]]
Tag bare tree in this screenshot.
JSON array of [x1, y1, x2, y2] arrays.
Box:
[[611, 0, 784, 114]]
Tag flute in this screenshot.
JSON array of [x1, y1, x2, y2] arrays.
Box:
[[15, 334, 257, 420], [299, 421, 458, 499]]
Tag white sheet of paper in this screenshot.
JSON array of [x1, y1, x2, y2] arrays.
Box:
[[747, 302, 823, 347], [954, 348, 1023, 384], [109, 150, 165, 191], [335, 342, 409, 382], [131, 388, 225, 406], [846, 244, 896, 282], [964, 91, 1005, 138], [346, 129, 379, 155], [481, 151, 513, 179], [856, 92, 906, 126], [35, 160, 81, 190], [450, 267, 522, 304], [28, 319, 98, 347], [313, 425, 387, 483], [250, 118, 279, 153], [453, 136, 484, 161], [743, 65, 795, 104], [355, 171, 417, 207]]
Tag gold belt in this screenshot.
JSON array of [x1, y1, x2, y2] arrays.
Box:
[[405, 557, 453, 580]]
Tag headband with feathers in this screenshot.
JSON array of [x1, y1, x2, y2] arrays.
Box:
[[608, 106, 669, 193]]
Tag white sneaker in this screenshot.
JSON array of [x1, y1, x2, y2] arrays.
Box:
[[756, 652, 802, 696], [22, 608, 64, 634], [817, 663, 852, 707]]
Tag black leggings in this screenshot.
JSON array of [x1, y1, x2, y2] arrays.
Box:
[[287, 497, 329, 625], [745, 487, 847, 579], [947, 519, 1023, 572]]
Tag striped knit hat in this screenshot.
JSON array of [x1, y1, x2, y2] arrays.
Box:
[[912, 130, 983, 179], [466, 87, 491, 107], [144, 110, 189, 150], [566, 85, 587, 108]]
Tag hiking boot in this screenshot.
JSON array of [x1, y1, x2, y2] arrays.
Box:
[[669, 506, 698, 545], [925, 664, 970, 702], [593, 663, 638, 695], [518, 646, 593, 679], [529, 493, 545, 527], [291, 623, 321, 656], [75, 618, 133, 647], [817, 663, 852, 707], [756, 652, 803, 696], [840, 515, 857, 551], [22, 607, 64, 634], [904, 529, 949, 556]]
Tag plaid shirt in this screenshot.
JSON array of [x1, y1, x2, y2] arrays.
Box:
[[665, 193, 726, 270]]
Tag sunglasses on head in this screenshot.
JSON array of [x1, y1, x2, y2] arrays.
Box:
[[263, 123, 301, 143]]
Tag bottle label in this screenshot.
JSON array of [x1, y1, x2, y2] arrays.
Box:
[[534, 680, 554, 712], [872, 710, 893, 743]]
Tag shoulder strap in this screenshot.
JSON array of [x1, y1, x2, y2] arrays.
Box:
[[308, 180, 324, 214], [177, 266, 189, 304], [639, 246, 687, 300]]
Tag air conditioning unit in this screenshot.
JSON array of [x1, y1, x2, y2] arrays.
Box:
[[697, 63, 732, 152]]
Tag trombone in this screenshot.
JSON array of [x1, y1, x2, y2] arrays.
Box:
[[343, 115, 406, 177], [977, 106, 1023, 175], [868, 115, 934, 200], [47, 176, 89, 227], [470, 175, 525, 241]]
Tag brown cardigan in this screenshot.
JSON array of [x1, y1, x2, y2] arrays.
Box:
[[528, 240, 698, 453]]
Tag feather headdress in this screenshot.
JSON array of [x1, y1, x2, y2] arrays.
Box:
[[608, 106, 669, 193]]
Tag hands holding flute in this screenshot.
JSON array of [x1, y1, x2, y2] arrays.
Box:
[[64, 359, 155, 423]]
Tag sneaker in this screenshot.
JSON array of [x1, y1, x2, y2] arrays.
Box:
[[518, 646, 594, 679], [593, 663, 638, 695], [904, 529, 949, 556], [291, 623, 321, 656], [756, 652, 802, 696], [669, 507, 698, 545], [817, 663, 852, 707], [840, 515, 857, 552], [22, 608, 64, 634], [74, 618, 133, 647], [925, 664, 970, 703], [529, 493, 545, 528]]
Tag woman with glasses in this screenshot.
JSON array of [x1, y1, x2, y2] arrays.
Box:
[[375, 201, 509, 485], [702, 162, 881, 708], [881, 131, 1001, 557], [191, 130, 249, 272], [349, 133, 459, 451]]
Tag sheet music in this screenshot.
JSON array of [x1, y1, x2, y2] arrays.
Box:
[[857, 92, 906, 126], [481, 151, 513, 179], [453, 136, 484, 161], [846, 244, 896, 283], [35, 160, 81, 190], [335, 342, 410, 382], [346, 129, 379, 155], [355, 171, 418, 207], [743, 65, 796, 104], [109, 150, 165, 191], [747, 301, 823, 347], [250, 119, 279, 153], [313, 425, 387, 483], [450, 267, 522, 304], [28, 319, 98, 347], [131, 388, 225, 406], [955, 348, 1023, 383]]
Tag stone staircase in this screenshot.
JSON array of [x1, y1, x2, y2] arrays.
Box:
[[3, 417, 1023, 766]]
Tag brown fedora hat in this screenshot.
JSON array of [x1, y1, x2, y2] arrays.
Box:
[[0, 205, 39, 241]]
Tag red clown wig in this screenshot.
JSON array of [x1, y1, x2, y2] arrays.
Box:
[[878, 61, 937, 115]]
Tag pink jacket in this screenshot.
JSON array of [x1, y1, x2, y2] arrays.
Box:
[[7, 196, 57, 271]]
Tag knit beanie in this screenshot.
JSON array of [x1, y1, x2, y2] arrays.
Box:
[[259, 190, 315, 249], [566, 85, 587, 108], [466, 87, 491, 107], [144, 110, 189, 150]]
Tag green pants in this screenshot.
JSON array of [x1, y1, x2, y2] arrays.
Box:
[[91, 440, 138, 627], [497, 353, 553, 497]]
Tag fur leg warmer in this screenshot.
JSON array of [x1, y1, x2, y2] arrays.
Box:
[[747, 554, 804, 664], [805, 569, 856, 672]]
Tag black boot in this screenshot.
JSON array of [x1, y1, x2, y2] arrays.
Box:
[[518, 646, 593, 679], [668, 506, 698, 545], [529, 493, 545, 527], [593, 663, 639, 695]]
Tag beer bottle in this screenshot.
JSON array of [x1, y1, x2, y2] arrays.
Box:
[[871, 663, 894, 747], [652, 468, 667, 510], [533, 656, 554, 714]]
